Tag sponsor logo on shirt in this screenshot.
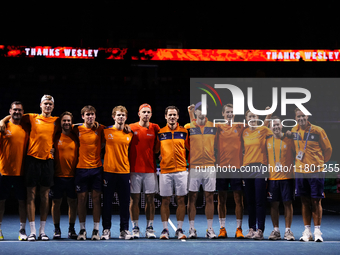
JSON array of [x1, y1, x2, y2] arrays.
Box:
[[58, 140, 62, 145], [134, 131, 138, 135], [108, 134, 113, 139], [127, 137, 130, 141], [5, 130, 12, 136], [147, 133, 154, 136]]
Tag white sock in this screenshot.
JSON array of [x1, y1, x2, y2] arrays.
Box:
[[285, 227, 290, 232], [236, 219, 242, 228], [132, 220, 139, 228], [94, 222, 99, 230], [274, 227, 280, 232], [315, 225, 321, 231], [20, 222, 26, 230], [162, 221, 168, 229], [147, 220, 153, 228], [30, 222, 36, 235], [207, 219, 213, 230], [219, 218, 226, 228], [305, 225, 311, 231], [189, 220, 195, 230], [80, 222, 86, 230], [39, 221, 46, 235], [177, 221, 183, 229]]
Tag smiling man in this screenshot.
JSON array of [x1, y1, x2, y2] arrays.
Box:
[[101, 106, 133, 240], [292, 108, 332, 242]]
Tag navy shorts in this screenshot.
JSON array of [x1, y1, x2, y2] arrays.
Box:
[[50, 177, 77, 199], [295, 172, 325, 199], [216, 178, 243, 191], [25, 156, 54, 187], [0, 175, 26, 200], [267, 179, 294, 202], [75, 167, 103, 193]]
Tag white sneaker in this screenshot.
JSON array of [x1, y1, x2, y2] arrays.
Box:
[[175, 228, 187, 239], [314, 229, 323, 242], [284, 229, 295, 241], [253, 229, 264, 240], [18, 229, 28, 241], [160, 228, 169, 239], [189, 229, 197, 239], [101, 229, 111, 240], [77, 229, 87, 240], [299, 229, 313, 242], [145, 226, 156, 239], [38, 233, 49, 241], [244, 228, 255, 239], [268, 230, 281, 240], [0, 229, 3, 240], [119, 230, 134, 240], [91, 229, 100, 240], [205, 229, 217, 239], [27, 233, 36, 241], [132, 226, 140, 239]]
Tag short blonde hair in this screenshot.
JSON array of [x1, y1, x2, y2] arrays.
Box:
[[112, 105, 128, 117]]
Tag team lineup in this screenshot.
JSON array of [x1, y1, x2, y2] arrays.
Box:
[[0, 95, 332, 242]]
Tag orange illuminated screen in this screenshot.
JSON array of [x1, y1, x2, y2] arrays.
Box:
[[1, 46, 340, 61]]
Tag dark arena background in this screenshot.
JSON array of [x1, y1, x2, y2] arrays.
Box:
[[1, 5, 340, 255]]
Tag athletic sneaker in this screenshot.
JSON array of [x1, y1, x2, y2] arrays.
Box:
[[145, 226, 156, 239], [77, 229, 87, 240], [299, 229, 313, 242], [268, 230, 281, 240], [235, 227, 244, 239], [101, 229, 111, 240], [38, 233, 49, 241], [0, 229, 3, 240], [314, 229, 323, 242], [159, 228, 170, 239], [284, 229, 295, 241], [18, 229, 27, 241], [188, 229, 197, 239], [175, 228, 187, 239], [205, 229, 217, 239], [119, 230, 134, 240], [91, 229, 100, 240], [68, 228, 78, 239], [28, 233, 36, 241], [132, 226, 140, 239], [253, 229, 264, 240], [53, 228, 61, 239], [218, 227, 227, 238], [244, 228, 255, 239]]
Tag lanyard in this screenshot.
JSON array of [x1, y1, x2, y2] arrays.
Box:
[[297, 126, 312, 151], [273, 136, 282, 163]]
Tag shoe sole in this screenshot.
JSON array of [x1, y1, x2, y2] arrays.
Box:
[[160, 236, 169, 239], [53, 236, 61, 239], [284, 237, 295, 241], [77, 237, 86, 240], [218, 235, 227, 238], [146, 235, 156, 239], [268, 237, 281, 240]]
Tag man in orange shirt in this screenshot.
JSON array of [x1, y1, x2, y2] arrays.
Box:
[[101, 106, 134, 240], [73, 105, 105, 241], [156, 106, 189, 240], [0, 101, 28, 241], [266, 116, 295, 241], [0, 95, 59, 241], [129, 104, 160, 239], [51, 112, 79, 240]]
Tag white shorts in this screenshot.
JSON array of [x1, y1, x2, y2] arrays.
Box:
[[159, 171, 188, 197], [188, 168, 216, 192], [130, 172, 159, 194]]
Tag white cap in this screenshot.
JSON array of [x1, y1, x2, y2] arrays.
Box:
[[41, 95, 54, 103]]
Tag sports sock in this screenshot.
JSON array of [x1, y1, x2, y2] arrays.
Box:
[[20, 222, 26, 230], [80, 222, 86, 230], [93, 222, 99, 230], [69, 223, 75, 230], [147, 220, 153, 228], [189, 220, 195, 230], [29, 221, 36, 235], [177, 221, 183, 229], [305, 225, 311, 231], [162, 221, 168, 229], [314, 225, 321, 231], [219, 218, 225, 228], [274, 227, 280, 232], [39, 221, 46, 235], [132, 220, 139, 228], [285, 228, 290, 232], [54, 223, 60, 230], [207, 219, 213, 230], [236, 219, 242, 228]]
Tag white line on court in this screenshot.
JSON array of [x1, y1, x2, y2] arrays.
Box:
[[2, 240, 340, 243]]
